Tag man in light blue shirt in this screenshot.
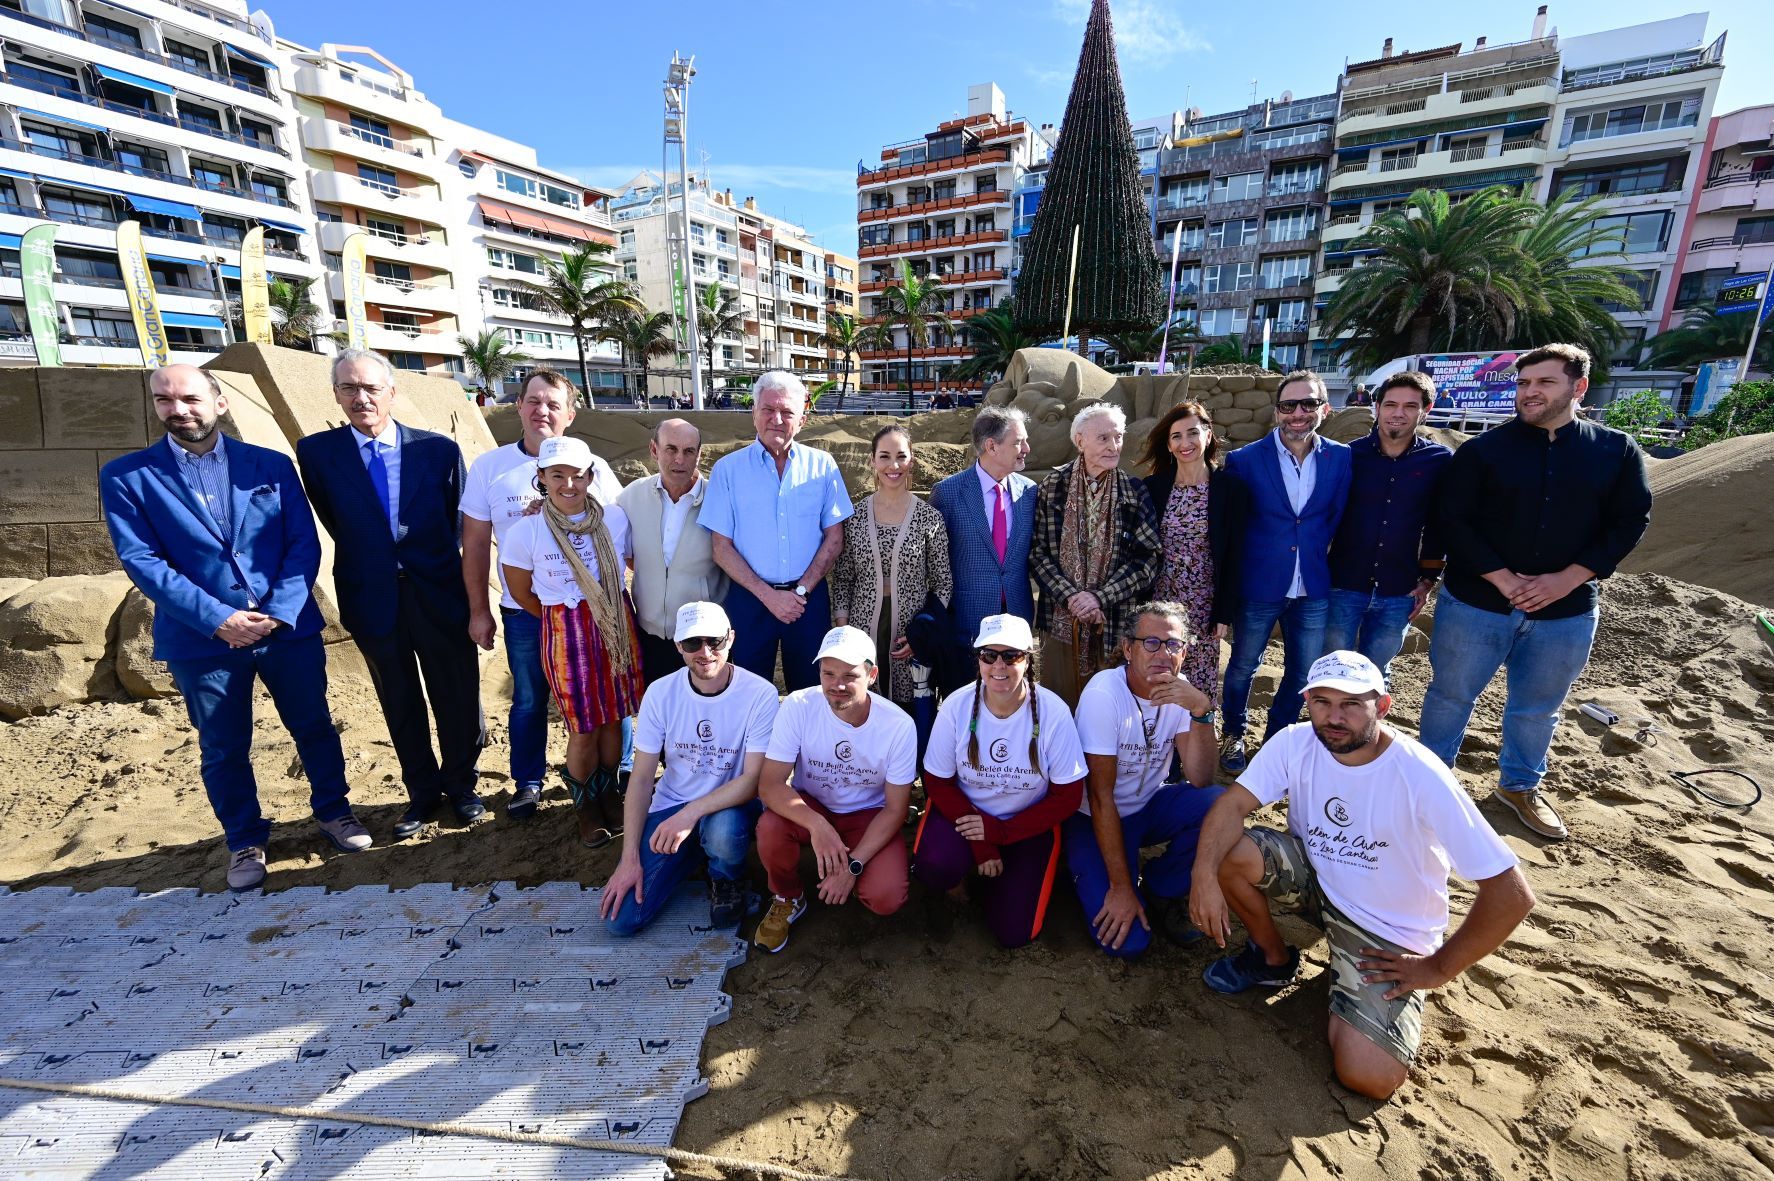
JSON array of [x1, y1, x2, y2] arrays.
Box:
[[700, 371, 852, 691]]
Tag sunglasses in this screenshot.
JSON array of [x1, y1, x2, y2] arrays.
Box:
[[1133, 637, 1187, 655], [1277, 398, 1325, 414], [677, 635, 729, 653], [976, 648, 1029, 665]]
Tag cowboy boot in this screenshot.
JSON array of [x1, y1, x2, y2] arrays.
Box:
[[564, 770, 614, 849], [590, 765, 625, 841]]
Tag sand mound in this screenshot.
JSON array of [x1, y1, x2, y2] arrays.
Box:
[[1621, 433, 1773, 609]]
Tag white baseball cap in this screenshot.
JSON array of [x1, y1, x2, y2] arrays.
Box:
[[536, 435, 594, 471], [973, 614, 1034, 652], [673, 600, 731, 643], [814, 625, 876, 667], [1303, 650, 1386, 696]]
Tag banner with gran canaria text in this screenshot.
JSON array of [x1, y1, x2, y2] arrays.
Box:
[[341, 231, 369, 349], [19, 224, 62, 367], [240, 226, 272, 346], [115, 220, 169, 367]]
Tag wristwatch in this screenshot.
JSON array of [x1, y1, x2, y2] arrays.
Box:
[[847, 857, 864, 877], [795, 584, 809, 598]]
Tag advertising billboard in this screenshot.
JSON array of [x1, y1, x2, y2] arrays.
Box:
[[1416, 351, 1524, 412]]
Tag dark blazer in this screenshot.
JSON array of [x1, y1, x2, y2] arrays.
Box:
[[295, 422, 468, 638], [1222, 432, 1352, 603], [1143, 465, 1249, 628], [929, 464, 1038, 643], [101, 437, 324, 662]]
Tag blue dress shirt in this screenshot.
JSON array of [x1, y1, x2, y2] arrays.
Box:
[[168, 431, 230, 537], [699, 439, 853, 584]]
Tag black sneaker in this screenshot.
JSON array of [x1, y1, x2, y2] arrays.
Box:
[[709, 878, 745, 927], [507, 783, 542, 820], [1203, 942, 1300, 994], [1220, 733, 1248, 775]]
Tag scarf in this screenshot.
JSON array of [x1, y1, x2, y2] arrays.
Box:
[[1053, 460, 1116, 673], [542, 498, 634, 672]]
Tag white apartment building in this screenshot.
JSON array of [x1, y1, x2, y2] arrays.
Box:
[[0, 0, 320, 366], [857, 83, 1047, 392]]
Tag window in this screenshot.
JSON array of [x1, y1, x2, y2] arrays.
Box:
[[83, 13, 142, 49], [357, 163, 399, 193], [1267, 161, 1323, 195], [1602, 269, 1658, 312], [180, 105, 224, 132], [975, 174, 997, 194], [387, 352, 426, 371], [1378, 145, 1419, 173], [189, 159, 234, 190], [9, 56, 79, 98], [237, 119, 276, 149], [349, 113, 393, 146], [57, 252, 123, 283], [371, 260, 414, 283], [933, 180, 957, 200], [42, 188, 114, 224], [973, 214, 996, 232], [23, 122, 97, 161], [1173, 264, 1202, 295], [1557, 159, 1680, 198], [1210, 172, 1263, 203], [1734, 216, 1774, 246], [71, 308, 138, 343], [250, 176, 288, 205], [971, 251, 995, 271], [1198, 307, 1248, 336], [486, 246, 543, 274], [1446, 134, 1491, 162], [457, 158, 477, 178], [1208, 218, 1259, 248], [163, 38, 211, 73], [202, 216, 246, 244], [112, 141, 169, 178], [1578, 211, 1671, 257], [1564, 97, 1701, 145], [1170, 222, 1205, 251], [1260, 254, 1312, 288], [1160, 178, 1210, 209], [933, 218, 956, 238], [1610, 326, 1647, 365], [1264, 209, 1316, 243], [365, 216, 404, 241], [905, 224, 927, 243], [379, 310, 420, 331], [495, 168, 581, 210], [860, 225, 892, 247], [1203, 262, 1255, 293]]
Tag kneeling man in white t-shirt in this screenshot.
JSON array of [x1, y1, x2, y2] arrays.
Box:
[[1190, 651, 1535, 1100], [753, 626, 917, 954]]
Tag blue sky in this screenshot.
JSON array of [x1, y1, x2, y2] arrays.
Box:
[[270, 1, 1772, 252]]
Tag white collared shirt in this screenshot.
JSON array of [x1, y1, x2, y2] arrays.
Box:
[[1273, 430, 1318, 598], [659, 476, 702, 566]]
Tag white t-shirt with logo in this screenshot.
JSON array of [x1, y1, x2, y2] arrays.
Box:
[[1073, 667, 1193, 817], [1240, 722, 1519, 955], [923, 684, 1088, 819], [633, 665, 780, 813], [463, 441, 623, 610], [500, 509, 632, 609], [764, 687, 917, 814]]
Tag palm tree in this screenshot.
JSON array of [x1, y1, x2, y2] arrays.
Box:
[[694, 283, 744, 399], [266, 277, 343, 348], [819, 310, 866, 407], [1194, 332, 1279, 370], [875, 259, 949, 411], [950, 301, 1039, 382], [1647, 303, 1774, 371], [601, 308, 679, 404], [456, 329, 530, 400], [1319, 187, 1537, 373], [525, 244, 638, 405]]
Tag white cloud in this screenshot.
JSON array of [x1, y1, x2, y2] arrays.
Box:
[[1051, 0, 1211, 65]]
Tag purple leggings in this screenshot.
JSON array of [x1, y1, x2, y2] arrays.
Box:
[[912, 810, 1062, 949]]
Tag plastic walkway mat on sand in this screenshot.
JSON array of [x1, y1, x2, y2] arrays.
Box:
[[0, 881, 746, 1179]]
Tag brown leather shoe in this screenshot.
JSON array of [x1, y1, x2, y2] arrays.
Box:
[[1494, 788, 1568, 840]]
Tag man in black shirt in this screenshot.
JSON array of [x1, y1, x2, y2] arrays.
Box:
[[1419, 343, 1651, 841]]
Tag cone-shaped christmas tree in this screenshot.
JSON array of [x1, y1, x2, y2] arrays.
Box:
[[1014, 0, 1163, 342]]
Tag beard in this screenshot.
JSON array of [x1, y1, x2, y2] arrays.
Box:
[[1313, 716, 1379, 755], [163, 417, 217, 444]]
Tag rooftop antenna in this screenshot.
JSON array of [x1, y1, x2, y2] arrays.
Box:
[[1249, 78, 1259, 104]]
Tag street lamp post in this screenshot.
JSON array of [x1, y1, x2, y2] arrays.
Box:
[[664, 53, 704, 410]]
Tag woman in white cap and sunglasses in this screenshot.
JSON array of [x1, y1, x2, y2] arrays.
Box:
[[502, 436, 641, 848], [915, 613, 1088, 948]]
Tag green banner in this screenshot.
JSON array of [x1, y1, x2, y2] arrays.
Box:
[[19, 224, 62, 367]]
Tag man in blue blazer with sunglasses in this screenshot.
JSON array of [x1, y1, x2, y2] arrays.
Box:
[[101, 365, 372, 892], [1218, 370, 1352, 774]]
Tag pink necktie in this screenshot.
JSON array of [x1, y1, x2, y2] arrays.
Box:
[[992, 484, 1008, 564]]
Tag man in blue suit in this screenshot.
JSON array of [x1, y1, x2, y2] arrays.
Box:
[[928, 405, 1037, 692], [1219, 371, 1352, 773], [101, 365, 372, 892], [296, 348, 486, 839]]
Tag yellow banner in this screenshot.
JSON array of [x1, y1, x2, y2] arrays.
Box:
[[341, 231, 369, 350], [115, 220, 169, 367], [240, 226, 272, 346]]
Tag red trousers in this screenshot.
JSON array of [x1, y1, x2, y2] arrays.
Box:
[[757, 797, 909, 915]]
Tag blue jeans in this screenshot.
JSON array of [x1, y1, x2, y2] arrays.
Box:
[[1418, 588, 1598, 792], [1221, 596, 1330, 740], [724, 581, 830, 693], [1064, 782, 1226, 958], [507, 606, 632, 782], [606, 798, 761, 936], [166, 633, 352, 851], [1323, 587, 1417, 684]]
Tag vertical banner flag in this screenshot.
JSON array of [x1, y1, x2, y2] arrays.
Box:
[[1260, 318, 1272, 371], [341, 231, 369, 349], [115, 220, 169, 367], [240, 226, 273, 346], [19, 224, 62, 367], [1157, 220, 1184, 373]]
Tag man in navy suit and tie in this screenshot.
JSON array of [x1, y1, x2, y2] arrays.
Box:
[[296, 348, 486, 838], [1218, 371, 1352, 774], [101, 365, 372, 891], [928, 405, 1037, 691]]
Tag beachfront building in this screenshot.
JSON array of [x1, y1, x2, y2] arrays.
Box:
[[743, 197, 829, 384], [1538, 14, 1725, 370], [1153, 91, 1337, 372], [1669, 101, 1774, 334], [0, 0, 320, 367], [856, 83, 1048, 395], [823, 249, 858, 389], [445, 131, 622, 398], [285, 43, 469, 380]]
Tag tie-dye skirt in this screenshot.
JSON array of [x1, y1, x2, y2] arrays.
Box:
[[540, 597, 643, 732]]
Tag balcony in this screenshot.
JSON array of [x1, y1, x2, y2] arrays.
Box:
[[291, 65, 445, 133], [858, 147, 1011, 188], [1328, 138, 1546, 191], [858, 267, 1004, 293], [6, 7, 279, 104], [363, 321, 463, 356], [1686, 235, 1774, 271], [310, 170, 440, 216], [329, 270, 459, 313], [301, 120, 447, 179], [317, 220, 451, 270], [1337, 76, 1558, 137], [1695, 176, 1774, 217], [859, 190, 1007, 224], [0, 70, 289, 157], [0, 137, 297, 210], [858, 228, 1008, 260]]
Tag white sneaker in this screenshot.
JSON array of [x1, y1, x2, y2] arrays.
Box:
[[227, 846, 267, 892], [317, 814, 374, 853]]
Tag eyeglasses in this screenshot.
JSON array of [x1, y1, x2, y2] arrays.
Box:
[[1277, 398, 1325, 414], [1133, 637, 1187, 655], [677, 635, 729, 653], [976, 648, 1028, 665], [334, 383, 388, 397]]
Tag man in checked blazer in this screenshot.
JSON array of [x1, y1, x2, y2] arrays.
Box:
[[929, 405, 1038, 690], [296, 348, 486, 840]]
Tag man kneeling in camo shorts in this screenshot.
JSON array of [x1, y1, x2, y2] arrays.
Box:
[[1189, 651, 1536, 1099]]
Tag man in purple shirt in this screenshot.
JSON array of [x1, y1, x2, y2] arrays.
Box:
[[1324, 372, 1452, 684]]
